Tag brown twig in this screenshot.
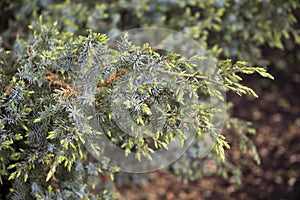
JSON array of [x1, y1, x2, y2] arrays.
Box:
[[49, 80, 72, 90], [4, 68, 127, 98], [46, 70, 71, 90], [46, 70, 58, 82], [5, 76, 20, 95], [97, 70, 126, 87], [47, 69, 127, 89], [5, 85, 12, 94], [46, 70, 78, 99]]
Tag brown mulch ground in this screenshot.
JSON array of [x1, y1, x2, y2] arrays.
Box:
[[117, 46, 300, 200]]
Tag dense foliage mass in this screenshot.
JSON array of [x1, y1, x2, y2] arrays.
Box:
[[0, 0, 298, 199]]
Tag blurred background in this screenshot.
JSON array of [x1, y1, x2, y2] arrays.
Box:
[[1, 0, 299, 199]]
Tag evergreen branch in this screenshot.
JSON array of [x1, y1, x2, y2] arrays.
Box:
[[157, 69, 220, 84]]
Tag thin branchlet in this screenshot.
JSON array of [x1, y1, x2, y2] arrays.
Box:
[[97, 70, 127, 87]]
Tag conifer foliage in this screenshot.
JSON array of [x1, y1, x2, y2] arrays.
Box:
[[1, 0, 298, 199], [0, 16, 274, 199]]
